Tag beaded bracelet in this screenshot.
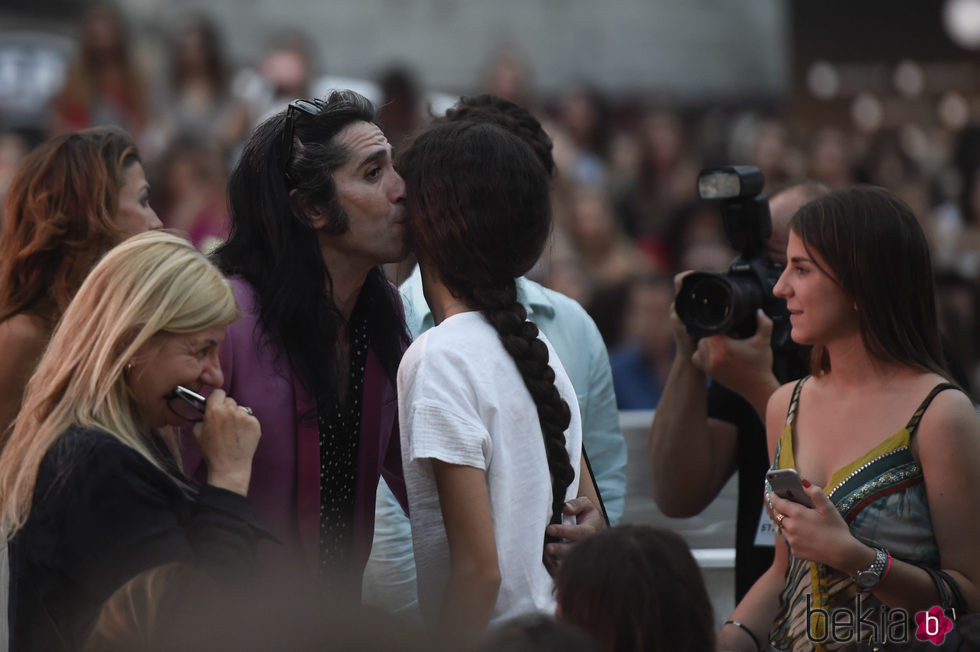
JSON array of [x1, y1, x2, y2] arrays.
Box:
[[724, 619, 762, 652]]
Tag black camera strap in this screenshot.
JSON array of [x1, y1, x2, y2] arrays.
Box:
[[582, 444, 610, 527]]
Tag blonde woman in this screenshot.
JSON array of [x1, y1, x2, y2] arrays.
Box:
[[0, 231, 264, 652]]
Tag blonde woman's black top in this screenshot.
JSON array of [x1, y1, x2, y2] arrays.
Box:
[[7, 425, 267, 652]]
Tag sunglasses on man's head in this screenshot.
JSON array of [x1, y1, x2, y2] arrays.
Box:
[[279, 97, 327, 170]]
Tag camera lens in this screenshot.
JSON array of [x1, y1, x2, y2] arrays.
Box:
[[675, 272, 732, 337], [683, 277, 734, 331], [676, 271, 765, 339]]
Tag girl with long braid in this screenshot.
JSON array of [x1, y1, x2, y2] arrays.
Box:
[[396, 120, 599, 648]]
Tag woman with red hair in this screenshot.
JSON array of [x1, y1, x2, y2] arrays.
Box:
[[0, 126, 161, 445]]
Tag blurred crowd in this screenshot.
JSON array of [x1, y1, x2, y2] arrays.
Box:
[[2, 1, 978, 404]]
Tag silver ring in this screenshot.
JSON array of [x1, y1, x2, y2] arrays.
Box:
[[775, 512, 785, 524], [241, 406, 253, 415]]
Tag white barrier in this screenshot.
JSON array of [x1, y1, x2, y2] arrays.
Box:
[[618, 409, 737, 627]]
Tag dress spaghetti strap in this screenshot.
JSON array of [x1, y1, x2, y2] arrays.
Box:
[[783, 376, 809, 427], [904, 383, 959, 437]]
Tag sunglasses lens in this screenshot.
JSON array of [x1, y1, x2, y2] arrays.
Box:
[[296, 99, 325, 115], [282, 98, 325, 172]]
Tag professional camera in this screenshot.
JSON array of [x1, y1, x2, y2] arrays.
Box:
[[674, 166, 793, 353]]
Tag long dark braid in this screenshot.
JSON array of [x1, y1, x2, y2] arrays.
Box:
[[399, 120, 576, 546], [477, 285, 574, 538]]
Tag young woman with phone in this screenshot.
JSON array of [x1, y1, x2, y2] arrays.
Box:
[[719, 187, 980, 652]]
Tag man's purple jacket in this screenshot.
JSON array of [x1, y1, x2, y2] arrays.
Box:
[[180, 277, 408, 575]]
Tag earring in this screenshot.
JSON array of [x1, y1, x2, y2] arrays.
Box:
[[124, 363, 132, 375]]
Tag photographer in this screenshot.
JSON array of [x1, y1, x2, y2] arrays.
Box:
[[649, 178, 826, 601]]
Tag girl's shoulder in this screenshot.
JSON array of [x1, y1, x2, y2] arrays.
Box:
[[400, 314, 492, 376], [765, 379, 803, 456], [876, 371, 977, 462], [914, 378, 978, 440], [0, 312, 55, 428], [0, 312, 51, 350], [890, 371, 971, 419], [419, 312, 495, 352]]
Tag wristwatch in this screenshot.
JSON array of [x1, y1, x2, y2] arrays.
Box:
[[854, 547, 889, 590]]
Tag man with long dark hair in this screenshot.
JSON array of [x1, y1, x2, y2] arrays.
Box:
[[180, 90, 410, 593]]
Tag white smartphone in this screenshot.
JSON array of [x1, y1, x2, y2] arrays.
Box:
[[766, 468, 814, 508]]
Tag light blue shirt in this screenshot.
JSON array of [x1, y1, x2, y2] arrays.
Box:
[[361, 266, 627, 618]]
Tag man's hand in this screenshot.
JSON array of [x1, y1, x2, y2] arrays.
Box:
[[542, 496, 605, 571], [692, 309, 774, 381], [690, 310, 780, 418], [670, 271, 698, 357]]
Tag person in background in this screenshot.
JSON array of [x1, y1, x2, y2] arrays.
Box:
[[375, 64, 428, 285], [611, 108, 700, 242], [479, 48, 536, 113], [364, 94, 622, 620], [566, 184, 659, 305], [0, 128, 35, 224], [235, 31, 319, 126], [149, 14, 250, 158], [150, 134, 230, 253], [376, 65, 426, 152], [720, 187, 980, 651], [608, 274, 676, 410], [396, 118, 599, 649], [0, 126, 162, 446], [804, 126, 854, 190], [51, 1, 148, 137], [550, 83, 614, 187], [1, 231, 266, 652], [555, 525, 715, 652]]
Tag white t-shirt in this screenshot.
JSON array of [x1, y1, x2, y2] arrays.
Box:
[[398, 311, 582, 629]]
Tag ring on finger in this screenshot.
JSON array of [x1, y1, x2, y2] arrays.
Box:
[[775, 512, 785, 524], [240, 406, 254, 416]]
